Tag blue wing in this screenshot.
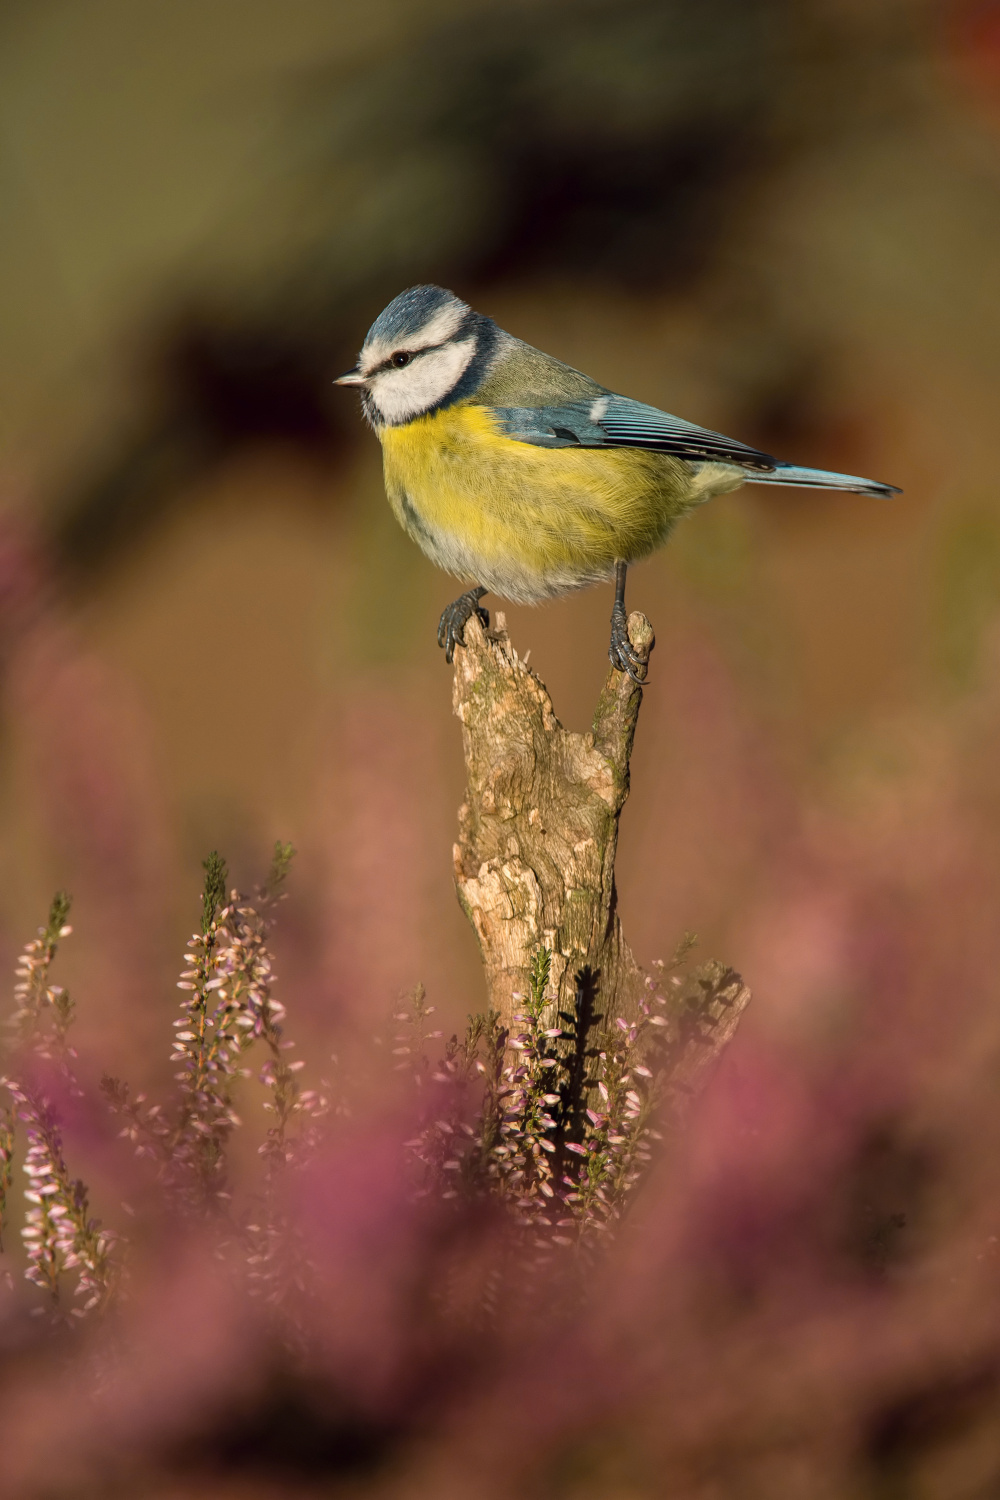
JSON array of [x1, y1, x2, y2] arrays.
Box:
[[490, 394, 777, 472]]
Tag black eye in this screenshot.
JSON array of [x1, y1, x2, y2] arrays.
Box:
[[391, 351, 411, 368]]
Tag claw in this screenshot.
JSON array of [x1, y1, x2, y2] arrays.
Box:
[[438, 587, 489, 664], [608, 604, 647, 684]]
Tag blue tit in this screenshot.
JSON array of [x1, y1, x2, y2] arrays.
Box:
[[336, 285, 899, 680]]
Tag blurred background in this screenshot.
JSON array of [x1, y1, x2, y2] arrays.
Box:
[[4, 0, 1000, 1493]]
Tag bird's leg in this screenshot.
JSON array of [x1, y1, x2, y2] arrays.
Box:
[[608, 561, 647, 684], [437, 586, 490, 664]]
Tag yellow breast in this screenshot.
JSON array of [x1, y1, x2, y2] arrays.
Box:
[[378, 401, 736, 603]]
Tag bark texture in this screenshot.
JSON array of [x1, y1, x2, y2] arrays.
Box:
[[451, 610, 749, 1107]]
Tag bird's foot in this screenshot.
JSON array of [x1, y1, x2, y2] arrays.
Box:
[[438, 587, 489, 664], [609, 603, 648, 684]]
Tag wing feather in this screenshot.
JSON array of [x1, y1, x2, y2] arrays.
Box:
[[490, 394, 775, 471]]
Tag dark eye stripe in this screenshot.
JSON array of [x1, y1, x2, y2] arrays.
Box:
[[371, 341, 447, 376]]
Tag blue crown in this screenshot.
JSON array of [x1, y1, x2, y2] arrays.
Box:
[[364, 285, 466, 348]]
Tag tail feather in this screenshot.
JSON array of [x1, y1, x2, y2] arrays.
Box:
[[743, 462, 900, 499]]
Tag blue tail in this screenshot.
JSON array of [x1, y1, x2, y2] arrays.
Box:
[[743, 462, 900, 500]]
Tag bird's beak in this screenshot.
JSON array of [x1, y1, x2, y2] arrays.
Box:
[[334, 368, 367, 386]]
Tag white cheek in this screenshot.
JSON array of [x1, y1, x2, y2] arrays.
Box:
[[370, 338, 476, 424]]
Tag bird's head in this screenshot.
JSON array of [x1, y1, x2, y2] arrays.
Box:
[[336, 285, 486, 426]]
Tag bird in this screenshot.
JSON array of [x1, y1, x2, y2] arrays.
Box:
[[336, 285, 899, 681]]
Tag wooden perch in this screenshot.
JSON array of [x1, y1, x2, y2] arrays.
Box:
[[451, 609, 750, 1112]]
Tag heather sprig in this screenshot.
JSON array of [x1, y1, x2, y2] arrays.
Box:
[[5, 1077, 119, 1316], [558, 1011, 655, 1242], [161, 851, 247, 1209], [557, 938, 693, 1244], [406, 949, 565, 1239], [201, 849, 228, 935], [491, 947, 564, 1230], [106, 844, 321, 1213], [397, 986, 472, 1195], [1, 895, 120, 1317], [404, 1006, 505, 1201], [392, 984, 444, 1084], [7, 891, 74, 1060], [101, 843, 331, 1324]]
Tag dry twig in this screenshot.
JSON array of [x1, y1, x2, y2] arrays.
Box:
[[452, 611, 749, 1111]]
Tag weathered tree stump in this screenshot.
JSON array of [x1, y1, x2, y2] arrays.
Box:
[[451, 609, 749, 1111]]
